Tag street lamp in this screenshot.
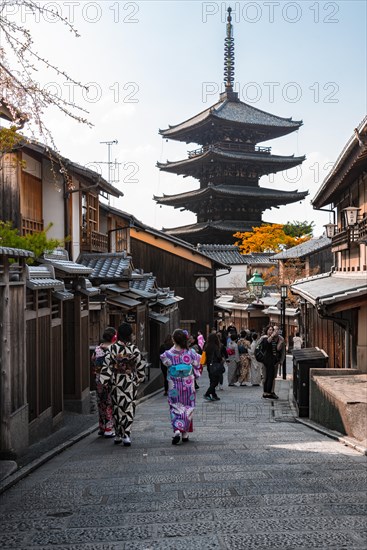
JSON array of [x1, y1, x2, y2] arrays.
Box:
[[247, 271, 265, 302], [324, 223, 337, 238], [280, 284, 288, 380]]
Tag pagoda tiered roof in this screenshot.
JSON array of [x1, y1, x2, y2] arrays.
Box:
[[155, 7, 307, 246], [157, 146, 305, 178], [155, 184, 308, 210], [162, 219, 263, 245], [159, 93, 302, 145]]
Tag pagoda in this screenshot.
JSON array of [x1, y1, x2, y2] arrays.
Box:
[[155, 7, 308, 245]]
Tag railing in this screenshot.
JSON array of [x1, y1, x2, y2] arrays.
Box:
[[81, 229, 108, 252], [357, 217, 367, 243], [188, 142, 271, 158], [21, 217, 44, 235]]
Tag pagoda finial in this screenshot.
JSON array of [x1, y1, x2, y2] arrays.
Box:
[[224, 7, 235, 92]]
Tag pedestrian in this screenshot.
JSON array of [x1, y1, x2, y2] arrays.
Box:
[[202, 332, 226, 401], [258, 324, 285, 400], [216, 332, 228, 390], [100, 322, 145, 446], [160, 328, 202, 445], [188, 334, 201, 389], [226, 333, 240, 386], [93, 326, 117, 438], [197, 330, 205, 351], [159, 334, 173, 396], [236, 330, 251, 386], [292, 332, 303, 350], [248, 332, 262, 386]]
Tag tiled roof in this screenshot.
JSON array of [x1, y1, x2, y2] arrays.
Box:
[[160, 97, 302, 137], [157, 149, 305, 172], [26, 265, 65, 291], [291, 272, 367, 308], [197, 244, 247, 265], [77, 253, 132, 281], [41, 250, 93, 275], [163, 220, 266, 238], [0, 246, 34, 258], [155, 184, 308, 205], [130, 275, 157, 293], [272, 236, 331, 259]]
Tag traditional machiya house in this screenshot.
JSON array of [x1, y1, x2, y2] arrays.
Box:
[[154, 8, 308, 245], [98, 205, 228, 336], [0, 139, 122, 447], [0, 247, 33, 458], [273, 235, 333, 283], [0, 141, 123, 257], [291, 117, 367, 370]]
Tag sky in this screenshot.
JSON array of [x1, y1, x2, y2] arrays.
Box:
[[6, 0, 367, 239]]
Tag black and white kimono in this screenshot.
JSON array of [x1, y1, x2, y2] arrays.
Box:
[[100, 339, 145, 439]]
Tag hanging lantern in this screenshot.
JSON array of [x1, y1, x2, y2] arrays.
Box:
[[247, 271, 265, 300], [342, 207, 360, 227]]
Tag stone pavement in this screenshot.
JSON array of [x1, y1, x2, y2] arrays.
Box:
[[0, 365, 366, 549]]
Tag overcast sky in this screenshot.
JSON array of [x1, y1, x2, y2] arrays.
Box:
[[9, 0, 367, 239]]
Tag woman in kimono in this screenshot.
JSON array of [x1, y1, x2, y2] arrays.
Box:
[[248, 332, 262, 386], [160, 329, 202, 445], [226, 333, 240, 386], [93, 326, 117, 437], [100, 322, 145, 446]]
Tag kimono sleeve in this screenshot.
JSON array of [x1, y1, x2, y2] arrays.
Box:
[[132, 344, 146, 385], [99, 347, 114, 386], [190, 349, 202, 379], [160, 351, 172, 367]]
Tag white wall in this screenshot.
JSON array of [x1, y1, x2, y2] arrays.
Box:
[[42, 159, 64, 240], [71, 178, 80, 261], [217, 265, 247, 290]]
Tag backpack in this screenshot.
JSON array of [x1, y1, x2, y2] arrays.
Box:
[[254, 339, 266, 363]]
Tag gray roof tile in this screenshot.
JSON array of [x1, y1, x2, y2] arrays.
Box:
[[78, 253, 132, 281], [272, 236, 331, 259]]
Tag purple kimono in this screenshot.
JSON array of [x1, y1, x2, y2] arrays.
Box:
[[160, 347, 201, 433]]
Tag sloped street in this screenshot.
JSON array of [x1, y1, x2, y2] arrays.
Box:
[[1, 371, 366, 550]]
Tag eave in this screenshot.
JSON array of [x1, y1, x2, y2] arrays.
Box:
[[154, 184, 308, 209], [312, 116, 367, 208], [159, 97, 302, 144], [157, 149, 305, 176]]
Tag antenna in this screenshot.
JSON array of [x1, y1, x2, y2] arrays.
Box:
[[97, 140, 121, 184]]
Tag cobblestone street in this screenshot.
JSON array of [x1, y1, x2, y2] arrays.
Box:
[[1, 372, 366, 549]]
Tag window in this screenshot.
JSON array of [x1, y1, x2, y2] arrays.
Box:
[[195, 277, 209, 292]]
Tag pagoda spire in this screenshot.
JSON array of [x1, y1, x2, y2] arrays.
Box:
[[224, 7, 235, 92]]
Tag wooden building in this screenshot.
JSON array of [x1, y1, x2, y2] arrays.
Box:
[[291, 117, 367, 369], [154, 7, 307, 245], [0, 247, 33, 458]]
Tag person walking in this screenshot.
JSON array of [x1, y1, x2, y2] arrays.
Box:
[[159, 334, 173, 396], [93, 326, 117, 438], [236, 330, 251, 386], [226, 333, 240, 386], [160, 329, 202, 445], [259, 324, 285, 400], [197, 330, 205, 352], [100, 322, 145, 446], [292, 332, 303, 350], [202, 333, 226, 401]]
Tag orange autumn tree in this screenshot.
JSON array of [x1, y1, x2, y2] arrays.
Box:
[[234, 222, 312, 254]]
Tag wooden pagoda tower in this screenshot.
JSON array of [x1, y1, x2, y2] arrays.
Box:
[[155, 7, 308, 245]]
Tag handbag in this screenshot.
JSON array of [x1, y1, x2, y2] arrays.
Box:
[[209, 361, 225, 375], [169, 363, 193, 378]]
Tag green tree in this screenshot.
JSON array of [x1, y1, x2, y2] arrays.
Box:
[[0, 221, 65, 263]]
